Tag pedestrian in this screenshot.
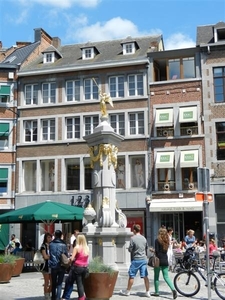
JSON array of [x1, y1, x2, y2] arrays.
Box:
[[41, 232, 52, 300], [12, 242, 23, 255], [5, 234, 22, 254], [167, 227, 174, 271], [151, 227, 177, 299], [61, 234, 89, 300], [184, 229, 196, 249], [49, 230, 68, 300], [70, 229, 79, 254], [120, 224, 150, 297]]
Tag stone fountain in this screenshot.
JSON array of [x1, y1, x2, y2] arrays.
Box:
[[83, 88, 132, 289]]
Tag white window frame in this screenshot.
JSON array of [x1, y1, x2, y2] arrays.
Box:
[[109, 76, 124, 98], [123, 42, 135, 55], [84, 78, 99, 100], [25, 84, 38, 105], [42, 82, 56, 104], [82, 48, 94, 60], [109, 113, 125, 135], [66, 117, 81, 139], [128, 74, 144, 96], [84, 115, 99, 135], [43, 52, 55, 63], [66, 80, 80, 102], [24, 120, 38, 142], [128, 112, 144, 135], [41, 119, 55, 141]]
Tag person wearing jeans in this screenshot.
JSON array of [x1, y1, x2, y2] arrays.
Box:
[[61, 234, 89, 300], [49, 230, 68, 300], [120, 224, 150, 297], [151, 227, 177, 299]]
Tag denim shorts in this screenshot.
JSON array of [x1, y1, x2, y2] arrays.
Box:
[[128, 260, 148, 278]]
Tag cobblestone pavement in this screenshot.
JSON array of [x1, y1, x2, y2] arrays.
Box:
[[0, 269, 221, 300]]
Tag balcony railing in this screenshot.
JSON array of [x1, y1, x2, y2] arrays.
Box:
[[158, 181, 176, 191], [157, 128, 174, 137], [180, 126, 198, 136]]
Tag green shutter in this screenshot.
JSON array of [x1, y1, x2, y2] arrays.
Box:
[[0, 168, 8, 181], [0, 86, 10, 95], [0, 123, 9, 136]]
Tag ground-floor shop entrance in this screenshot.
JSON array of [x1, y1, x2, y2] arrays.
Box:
[[159, 211, 203, 242]]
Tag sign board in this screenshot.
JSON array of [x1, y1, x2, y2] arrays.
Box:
[[197, 167, 210, 192], [195, 192, 213, 202]]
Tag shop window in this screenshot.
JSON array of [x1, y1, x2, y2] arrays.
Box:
[[23, 161, 36, 192], [130, 156, 145, 188], [116, 157, 125, 189], [216, 122, 225, 160], [84, 157, 92, 190], [66, 158, 80, 190], [41, 160, 55, 192]]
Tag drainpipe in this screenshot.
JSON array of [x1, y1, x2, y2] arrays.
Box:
[[145, 62, 153, 244]]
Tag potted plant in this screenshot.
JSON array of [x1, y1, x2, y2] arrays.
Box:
[[0, 254, 17, 283], [12, 256, 25, 277], [84, 256, 119, 300]]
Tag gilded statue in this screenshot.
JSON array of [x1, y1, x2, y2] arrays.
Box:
[[92, 78, 113, 117]]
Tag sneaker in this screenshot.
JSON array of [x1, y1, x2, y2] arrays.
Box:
[[120, 290, 130, 296], [145, 291, 150, 297], [151, 292, 159, 297], [172, 290, 177, 299]]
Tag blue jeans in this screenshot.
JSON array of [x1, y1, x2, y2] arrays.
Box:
[[62, 266, 88, 299], [51, 267, 65, 300]]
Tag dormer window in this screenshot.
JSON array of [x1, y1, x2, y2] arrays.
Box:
[[82, 48, 94, 60], [43, 52, 55, 64], [123, 42, 135, 55], [214, 27, 225, 42]]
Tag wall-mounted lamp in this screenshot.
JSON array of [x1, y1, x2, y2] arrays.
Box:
[[196, 87, 200, 92], [182, 89, 186, 93], [151, 92, 155, 96], [145, 196, 152, 205], [166, 91, 170, 95]]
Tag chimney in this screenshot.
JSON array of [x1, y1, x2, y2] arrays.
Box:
[[52, 37, 61, 48], [34, 28, 42, 42]]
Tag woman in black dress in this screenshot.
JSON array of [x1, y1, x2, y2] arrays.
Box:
[[41, 232, 52, 300], [151, 227, 177, 299]]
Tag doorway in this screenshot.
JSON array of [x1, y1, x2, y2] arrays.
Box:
[[160, 211, 202, 242]]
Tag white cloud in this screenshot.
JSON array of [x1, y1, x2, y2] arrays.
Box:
[[66, 16, 162, 43], [165, 33, 195, 50], [18, 0, 101, 8]]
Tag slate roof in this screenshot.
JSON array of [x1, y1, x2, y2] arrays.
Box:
[[2, 41, 40, 65], [19, 35, 162, 73], [196, 21, 225, 45]]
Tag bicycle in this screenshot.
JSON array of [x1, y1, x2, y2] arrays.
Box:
[[173, 252, 225, 299]]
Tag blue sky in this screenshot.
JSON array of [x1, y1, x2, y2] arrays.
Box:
[[1, 0, 225, 50]]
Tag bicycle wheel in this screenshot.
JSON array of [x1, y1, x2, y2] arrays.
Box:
[[174, 270, 200, 297], [214, 272, 225, 300]]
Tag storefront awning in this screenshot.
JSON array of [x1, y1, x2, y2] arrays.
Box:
[[179, 106, 197, 123], [155, 108, 173, 127], [180, 150, 198, 168], [150, 200, 202, 212], [156, 152, 174, 169]]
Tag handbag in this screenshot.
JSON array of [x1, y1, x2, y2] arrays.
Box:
[[33, 250, 45, 265], [61, 253, 70, 268], [148, 254, 160, 268]]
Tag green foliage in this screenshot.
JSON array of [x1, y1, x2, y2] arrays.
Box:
[[88, 256, 116, 275], [0, 254, 17, 264]]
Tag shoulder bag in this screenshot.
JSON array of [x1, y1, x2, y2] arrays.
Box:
[[61, 253, 71, 268], [148, 254, 160, 268]]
